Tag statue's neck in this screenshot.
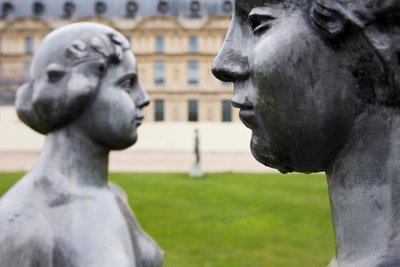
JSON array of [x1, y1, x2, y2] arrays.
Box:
[[327, 108, 400, 266], [33, 125, 109, 188]]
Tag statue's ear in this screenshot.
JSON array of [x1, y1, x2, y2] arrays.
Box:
[[311, 2, 347, 36]]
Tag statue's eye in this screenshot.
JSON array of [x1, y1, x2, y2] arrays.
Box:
[[248, 7, 279, 36], [96, 63, 106, 76], [118, 76, 136, 93], [46, 64, 66, 83], [249, 13, 275, 35]]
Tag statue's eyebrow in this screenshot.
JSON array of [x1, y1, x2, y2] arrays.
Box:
[[70, 57, 103, 67], [46, 63, 65, 73], [237, 0, 284, 7], [249, 6, 280, 17], [235, 0, 283, 16]]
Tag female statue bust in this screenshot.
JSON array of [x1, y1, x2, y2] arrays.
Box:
[[212, 0, 400, 266], [0, 23, 163, 267]]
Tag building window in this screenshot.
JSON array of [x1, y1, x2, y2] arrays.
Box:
[[155, 36, 164, 53], [154, 60, 165, 85], [23, 60, 31, 80], [154, 99, 164, 121], [188, 99, 198, 122], [189, 36, 198, 53], [25, 37, 33, 54], [188, 60, 199, 85], [222, 100, 232, 122]]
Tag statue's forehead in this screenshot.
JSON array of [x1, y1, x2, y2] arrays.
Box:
[[235, 0, 273, 9], [236, 0, 283, 4], [118, 50, 137, 73], [235, 0, 307, 9]]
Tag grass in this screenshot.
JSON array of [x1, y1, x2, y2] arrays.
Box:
[[0, 172, 335, 267]]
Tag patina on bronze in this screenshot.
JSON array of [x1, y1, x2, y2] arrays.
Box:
[[0, 23, 163, 267], [212, 0, 400, 266]]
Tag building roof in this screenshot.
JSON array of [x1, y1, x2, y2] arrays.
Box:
[[0, 0, 233, 20]]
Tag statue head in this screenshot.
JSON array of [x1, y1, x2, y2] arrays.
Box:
[[16, 22, 149, 149], [212, 0, 400, 173]]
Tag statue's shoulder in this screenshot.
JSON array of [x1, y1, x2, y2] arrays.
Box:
[[109, 181, 129, 202], [0, 176, 54, 266], [0, 205, 53, 266], [327, 257, 338, 267], [108, 182, 164, 267]]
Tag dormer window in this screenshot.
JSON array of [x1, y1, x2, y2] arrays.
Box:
[[126, 1, 138, 18], [63, 2, 75, 19], [95, 1, 107, 16], [1, 2, 13, 19], [222, 1, 233, 13], [190, 1, 201, 18], [33, 2, 45, 17], [158, 1, 169, 14]]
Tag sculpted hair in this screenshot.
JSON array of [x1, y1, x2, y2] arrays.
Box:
[[66, 32, 129, 64], [311, 0, 400, 105], [16, 26, 130, 134]]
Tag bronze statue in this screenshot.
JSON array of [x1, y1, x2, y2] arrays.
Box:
[[191, 128, 203, 178], [212, 0, 400, 266], [194, 129, 200, 164], [0, 23, 163, 267]]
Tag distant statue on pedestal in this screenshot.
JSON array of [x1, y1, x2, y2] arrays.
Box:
[[194, 129, 200, 164], [191, 128, 203, 178], [213, 0, 400, 266], [0, 23, 163, 267]]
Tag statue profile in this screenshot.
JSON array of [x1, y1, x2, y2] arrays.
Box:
[[212, 0, 400, 266], [0, 23, 163, 267]]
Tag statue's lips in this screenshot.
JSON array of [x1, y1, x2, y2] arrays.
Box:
[[239, 109, 257, 129], [135, 116, 144, 127]]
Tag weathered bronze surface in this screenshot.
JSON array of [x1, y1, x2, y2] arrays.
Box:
[[0, 23, 163, 267], [212, 1, 400, 266]]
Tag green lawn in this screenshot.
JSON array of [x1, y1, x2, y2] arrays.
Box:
[[0, 172, 335, 267]]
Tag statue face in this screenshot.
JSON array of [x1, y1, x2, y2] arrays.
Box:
[[212, 0, 367, 173], [16, 23, 149, 149], [80, 50, 149, 150]]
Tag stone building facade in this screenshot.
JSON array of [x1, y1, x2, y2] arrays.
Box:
[[0, 0, 237, 122]]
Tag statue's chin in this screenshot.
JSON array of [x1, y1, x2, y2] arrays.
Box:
[[117, 135, 138, 150], [249, 134, 294, 174], [100, 133, 138, 151]]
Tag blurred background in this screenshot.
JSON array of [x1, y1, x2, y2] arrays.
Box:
[[0, 0, 274, 173]]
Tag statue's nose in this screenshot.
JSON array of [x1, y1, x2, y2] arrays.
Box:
[[135, 83, 150, 109], [212, 40, 250, 83]]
